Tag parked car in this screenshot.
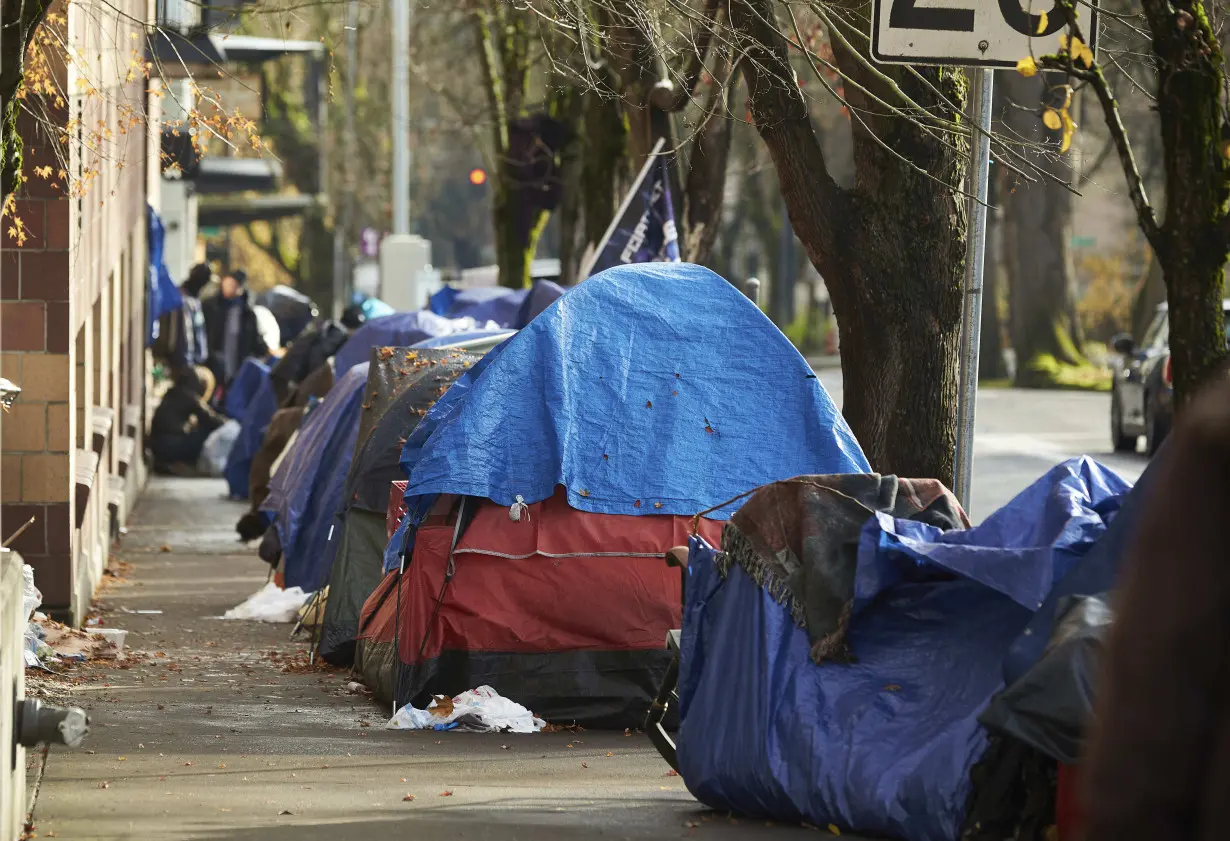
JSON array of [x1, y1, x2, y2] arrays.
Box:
[[1110, 300, 1230, 455]]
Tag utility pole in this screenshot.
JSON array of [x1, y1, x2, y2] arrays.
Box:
[[333, 0, 359, 318], [391, 0, 412, 235]]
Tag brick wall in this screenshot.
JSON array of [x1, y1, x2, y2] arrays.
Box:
[[1, 0, 151, 620]]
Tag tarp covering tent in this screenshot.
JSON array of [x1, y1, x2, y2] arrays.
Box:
[[317, 349, 478, 666], [427, 279, 564, 328], [266, 347, 477, 595], [260, 362, 371, 592], [333, 313, 499, 378], [224, 376, 279, 499], [397, 262, 868, 529], [223, 358, 270, 421], [675, 457, 1131, 841], [362, 262, 869, 727], [241, 361, 335, 521]]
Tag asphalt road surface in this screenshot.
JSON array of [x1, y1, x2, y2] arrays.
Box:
[[25, 385, 1146, 840], [815, 370, 1147, 521]]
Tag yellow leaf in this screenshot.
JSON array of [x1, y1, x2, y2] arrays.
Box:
[[1080, 42, 1094, 68], [828, 825, 842, 836], [1036, 11, 1048, 34], [1016, 56, 1038, 77], [1058, 34, 1069, 50], [1060, 85, 1074, 110], [1042, 108, 1062, 130], [1060, 109, 1077, 153]]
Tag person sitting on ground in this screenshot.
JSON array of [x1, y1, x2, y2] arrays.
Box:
[[202, 268, 270, 389], [149, 368, 225, 475]]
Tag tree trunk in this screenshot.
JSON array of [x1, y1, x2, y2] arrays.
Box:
[[681, 75, 735, 265], [1148, 1, 1229, 404], [980, 200, 1010, 381], [1130, 252, 1165, 338], [731, 0, 966, 481], [1000, 71, 1087, 388], [492, 180, 547, 289]]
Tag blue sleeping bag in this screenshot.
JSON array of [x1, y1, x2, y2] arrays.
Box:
[[677, 457, 1131, 841]]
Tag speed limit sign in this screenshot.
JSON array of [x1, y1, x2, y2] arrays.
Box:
[[871, 0, 1099, 67]]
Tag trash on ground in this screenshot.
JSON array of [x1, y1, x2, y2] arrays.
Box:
[[223, 582, 311, 622], [387, 686, 545, 733], [198, 419, 241, 477]]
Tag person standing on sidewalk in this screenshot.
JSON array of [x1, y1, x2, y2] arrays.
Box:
[[153, 262, 211, 376], [202, 268, 269, 391]]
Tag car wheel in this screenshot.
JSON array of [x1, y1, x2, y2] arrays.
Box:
[[1110, 388, 1136, 452], [1145, 395, 1170, 457]]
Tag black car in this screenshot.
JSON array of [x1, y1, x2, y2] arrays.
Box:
[[1110, 300, 1230, 455]]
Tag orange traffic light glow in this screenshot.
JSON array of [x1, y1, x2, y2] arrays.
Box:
[[469, 168, 487, 186]]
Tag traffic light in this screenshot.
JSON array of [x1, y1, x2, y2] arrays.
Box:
[[468, 167, 487, 186]]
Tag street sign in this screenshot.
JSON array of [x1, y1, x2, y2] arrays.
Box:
[[872, 0, 1099, 68]]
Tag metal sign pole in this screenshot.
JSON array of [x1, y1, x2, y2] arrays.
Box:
[[953, 68, 995, 510]]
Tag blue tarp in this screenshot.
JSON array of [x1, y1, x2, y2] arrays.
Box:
[[223, 359, 270, 422], [333, 312, 499, 378], [412, 328, 515, 349], [146, 205, 182, 346], [676, 457, 1131, 841], [223, 375, 278, 499], [261, 363, 370, 592], [428, 280, 565, 328], [384, 263, 866, 571]]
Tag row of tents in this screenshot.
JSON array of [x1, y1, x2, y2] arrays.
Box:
[[213, 263, 1146, 841]]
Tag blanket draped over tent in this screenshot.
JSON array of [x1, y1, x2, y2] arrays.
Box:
[[677, 457, 1131, 841], [718, 475, 969, 665]]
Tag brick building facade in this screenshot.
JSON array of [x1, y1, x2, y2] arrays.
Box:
[[1, 0, 154, 623]]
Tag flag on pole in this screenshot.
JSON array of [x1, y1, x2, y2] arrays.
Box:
[[580, 139, 681, 280]]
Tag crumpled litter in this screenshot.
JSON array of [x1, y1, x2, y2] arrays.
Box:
[[387, 686, 545, 734], [199, 420, 241, 477], [22, 563, 41, 621], [223, 582, 311, 622]]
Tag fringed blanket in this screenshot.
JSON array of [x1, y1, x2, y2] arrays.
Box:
[[716, 474, 969, 664]]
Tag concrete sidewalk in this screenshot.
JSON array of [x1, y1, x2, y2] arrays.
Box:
[[26, 478, 824, 841]]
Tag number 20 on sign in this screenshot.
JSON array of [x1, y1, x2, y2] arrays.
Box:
[[871, 0, 1099, 67]]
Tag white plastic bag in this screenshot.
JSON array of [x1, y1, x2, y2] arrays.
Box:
[[199, 419, 241, 477], [386, 685, 545, 733], [223, 582, 311, 622], [22, 564, 41, 622]]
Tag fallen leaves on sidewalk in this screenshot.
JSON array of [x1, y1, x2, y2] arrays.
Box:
[[402, 794, 416, 802], [439, 791, 453, 797]]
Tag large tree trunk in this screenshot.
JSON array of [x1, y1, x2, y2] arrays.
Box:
[[999, 71, 1087, 388], [1148, 0, 1229, 403], [731, 0, 966, 481]]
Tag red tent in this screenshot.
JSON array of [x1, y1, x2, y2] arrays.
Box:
[[357, 485, 722, 728]]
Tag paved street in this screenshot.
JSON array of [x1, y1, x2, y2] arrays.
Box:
[[24, 385, 1144, 840], [815, 370, 1147, 520]]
